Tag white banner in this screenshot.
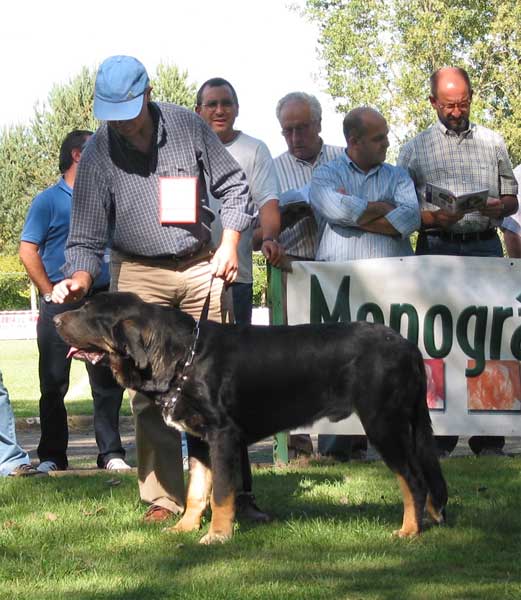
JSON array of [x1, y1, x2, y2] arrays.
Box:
[[286, 256, 521, 436]]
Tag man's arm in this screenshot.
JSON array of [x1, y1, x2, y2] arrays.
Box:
[[258, 199, 283, 266], [198, 120, 251, 283], [503, 229, 521, 258], [19, 242, 53, 296], [310, 162, 368, 227]]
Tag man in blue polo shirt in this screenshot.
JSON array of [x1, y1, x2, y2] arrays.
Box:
[[19, 130, 129, 473]]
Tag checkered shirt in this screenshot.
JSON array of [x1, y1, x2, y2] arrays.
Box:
[[63, 102, 250, 279], [397, 120, 518, 233]]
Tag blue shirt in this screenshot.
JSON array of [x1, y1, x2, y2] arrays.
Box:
[[310, 153, 420, 261], [21, 178, 110, 287]]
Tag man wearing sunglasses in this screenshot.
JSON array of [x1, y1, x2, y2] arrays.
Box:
[[398, 66, 518, 457]]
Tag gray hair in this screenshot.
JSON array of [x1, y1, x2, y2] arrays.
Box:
[[276, 92, 322, 122]]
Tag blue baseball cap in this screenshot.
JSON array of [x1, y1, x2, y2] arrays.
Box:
[[94, 55, 150, 121]]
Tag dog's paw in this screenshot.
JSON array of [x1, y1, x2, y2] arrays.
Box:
[[168, 514, 202, 533], [199, 529, 233, 545], [392, 528, 420, 538]]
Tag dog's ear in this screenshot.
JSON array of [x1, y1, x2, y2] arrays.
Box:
[[112, 319, 149, 370]]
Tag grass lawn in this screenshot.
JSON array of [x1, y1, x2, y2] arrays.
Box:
[[0, 339, 131, 416], [1, 457, 520, 600]]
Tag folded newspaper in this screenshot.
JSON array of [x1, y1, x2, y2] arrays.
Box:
[[425, 183, 488, 213]]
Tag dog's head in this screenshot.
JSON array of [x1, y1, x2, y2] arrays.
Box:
[[54, 291, 195, 394]]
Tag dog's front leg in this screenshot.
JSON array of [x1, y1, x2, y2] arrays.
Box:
[[170, 435, 212, 533], [199, 430, 238, 545]]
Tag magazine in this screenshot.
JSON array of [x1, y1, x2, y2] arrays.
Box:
[[425, 183, 488, 213]]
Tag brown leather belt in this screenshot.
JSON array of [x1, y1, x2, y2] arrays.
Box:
[[112, 243, 213, 268]]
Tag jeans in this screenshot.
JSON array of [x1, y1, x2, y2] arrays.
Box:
[[416, 230, 505, 454], [37, 295, 125, 469], [231, 282, 253, 325], [0, 369, 30, 476]]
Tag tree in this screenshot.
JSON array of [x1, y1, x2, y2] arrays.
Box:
[[303, 0, 521, 163], [0, 62, 197, 254]]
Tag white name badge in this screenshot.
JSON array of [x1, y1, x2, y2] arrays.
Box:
[[159, 177, 198, 224]]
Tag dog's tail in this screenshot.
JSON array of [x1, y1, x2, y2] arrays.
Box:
[[411, 355, 448, 523]]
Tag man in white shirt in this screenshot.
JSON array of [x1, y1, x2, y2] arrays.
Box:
[[196, 77, 282, 521], [196, 77, 283, 325]]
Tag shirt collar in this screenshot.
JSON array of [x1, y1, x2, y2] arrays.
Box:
[[290, 138, 325, 167], [435, 118, 475, 138], [345, 152, 383, 176], [57, 177, 72, 196]]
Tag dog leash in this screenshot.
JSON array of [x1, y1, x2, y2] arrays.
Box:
[[162, 275, 214, 412]]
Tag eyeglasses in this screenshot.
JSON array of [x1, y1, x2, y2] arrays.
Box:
[[281, 123, 315, 137], [436, 99, 471, 111], [199, 99, 235, 111]]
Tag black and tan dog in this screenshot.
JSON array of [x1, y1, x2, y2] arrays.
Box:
[[54, 291, 447, 544]]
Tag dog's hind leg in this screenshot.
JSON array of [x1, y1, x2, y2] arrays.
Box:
[[364, 423, 427, 537], [171, 435, 212, 533], [199, 430, 239, 545]]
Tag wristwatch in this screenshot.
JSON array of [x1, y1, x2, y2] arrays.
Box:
[[43, 293, 53, 304]]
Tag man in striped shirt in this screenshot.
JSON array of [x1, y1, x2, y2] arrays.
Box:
[[398, 66, 518, 457], [274, 92, 344, 260], [310, 106, 421, 459], [270, 92, 344, 458]]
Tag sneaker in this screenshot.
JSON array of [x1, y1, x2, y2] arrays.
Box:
[[105, 458, 132, 470], [37, 461, 58, 473], [8, 463, 39, 477]]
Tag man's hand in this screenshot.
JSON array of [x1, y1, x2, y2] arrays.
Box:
[[479, 197, 504, 219], [51, 272, 92, 304], [261, 239, 285, 267], [212, 229, 240, 284], [423, 208, 464, 229]]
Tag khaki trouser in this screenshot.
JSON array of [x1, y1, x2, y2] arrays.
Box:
[[111, 249, 223, 513]]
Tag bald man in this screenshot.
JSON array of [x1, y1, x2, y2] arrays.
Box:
[[398, 66, 518, 457]]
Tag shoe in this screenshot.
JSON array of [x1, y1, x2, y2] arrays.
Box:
[[235, 493, 272, 523], [8, 463, 39, 477], [143, 504, 175, 523], [350, 449, 367, 461], [105, 458, 132, 470], [478, 448, 509, 457], [37, 461, 58, 473]]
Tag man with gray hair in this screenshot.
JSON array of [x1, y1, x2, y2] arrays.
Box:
[[273, 92, 344, 260], [269, 92, 344, 458]]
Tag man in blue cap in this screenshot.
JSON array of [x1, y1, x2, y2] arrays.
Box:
[[53, 56, 256, 524]]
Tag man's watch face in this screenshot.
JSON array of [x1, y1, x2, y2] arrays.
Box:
[[43, 293, 53, 303]]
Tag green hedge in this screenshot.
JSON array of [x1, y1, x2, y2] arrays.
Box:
[[0, 256, 31, 310], [0, 254, 269, 311]]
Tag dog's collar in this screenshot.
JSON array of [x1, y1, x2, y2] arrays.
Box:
[[163, 321, 201, 409]]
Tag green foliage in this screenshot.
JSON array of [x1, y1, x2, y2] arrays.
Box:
[[252, 252, 268, 306], [304, 0, 521, 163], [0, 255, 30, 310], [151, 62, 197, 107], [0, 63, 198, 255]]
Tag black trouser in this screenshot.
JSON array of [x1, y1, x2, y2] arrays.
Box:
[[36, 294, 125, 469]]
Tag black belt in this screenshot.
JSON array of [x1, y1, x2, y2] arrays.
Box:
[[422, 228, 497, 242]]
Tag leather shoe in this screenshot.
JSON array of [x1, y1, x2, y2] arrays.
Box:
[[143, 504, 175, 523], [235, 493, 272, 523]]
